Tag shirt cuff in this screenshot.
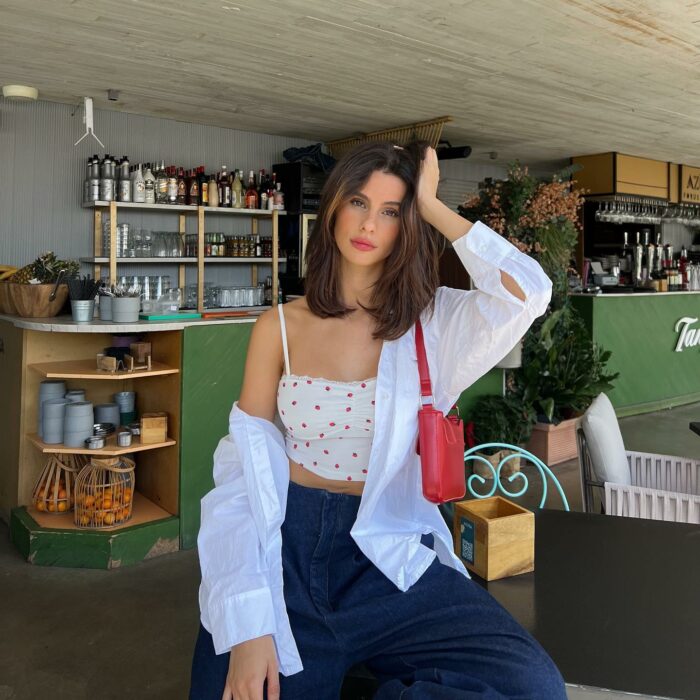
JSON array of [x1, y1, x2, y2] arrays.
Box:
[[453, 220, 552, 311], [203, 586, 278, 655]]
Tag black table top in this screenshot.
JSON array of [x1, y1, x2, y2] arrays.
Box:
[[479, 510, 700, 699]]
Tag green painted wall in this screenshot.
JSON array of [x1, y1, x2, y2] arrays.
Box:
[[571, 294, 700, 415], [180, 323, 253, 549]]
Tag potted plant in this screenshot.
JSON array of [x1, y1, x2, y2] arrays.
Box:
[[513, 305, 618, 464], [468, 395, 537, 479], [3, 252, 79, 318]]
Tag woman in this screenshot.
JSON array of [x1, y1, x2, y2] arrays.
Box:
[[191, 142, 565, 699]]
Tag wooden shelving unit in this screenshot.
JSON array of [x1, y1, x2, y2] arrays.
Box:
[[28, 433, 176, 456], [84, 201, 284, 311], [27, 491, 171, 533], [80, 257, 286, 264], [29, 359, 179, 380]]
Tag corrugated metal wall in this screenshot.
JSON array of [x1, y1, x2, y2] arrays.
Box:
[[0, 99, 317, 287], [0, 100, 519, 289]]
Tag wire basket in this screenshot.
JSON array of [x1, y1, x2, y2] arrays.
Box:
[[32, 454, 87, 514], [74, 456, 135, 529], [326, 116, 452, 160]]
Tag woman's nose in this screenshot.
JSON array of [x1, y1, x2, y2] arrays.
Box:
[[361, 212, 376, 232]]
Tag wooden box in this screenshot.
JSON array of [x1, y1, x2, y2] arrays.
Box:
[[453, 496, 534, 581], [140, 412, 168, 444]]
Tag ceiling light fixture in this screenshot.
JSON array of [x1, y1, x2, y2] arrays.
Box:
[[2, 84, 39, 101]]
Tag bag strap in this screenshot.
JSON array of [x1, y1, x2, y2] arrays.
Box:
[[415, 320, 434, 406]]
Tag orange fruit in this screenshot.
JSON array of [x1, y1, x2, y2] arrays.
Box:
[[123, 490, 132, 504], [58, 488, 67, 499], [47, 503, 56, 512], [36, 500, 46, 512], [57, 501, 68, 512], [79, 514, 90, 526], [103, 512, 115, 526], [84, 495, 95, 508]]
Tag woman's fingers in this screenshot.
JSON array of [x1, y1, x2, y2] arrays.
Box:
[[266, 661, 281, 700]]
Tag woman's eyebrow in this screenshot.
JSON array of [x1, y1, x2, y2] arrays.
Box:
[[352, 192, 402, 206]]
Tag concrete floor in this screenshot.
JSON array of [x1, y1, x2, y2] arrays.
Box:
[[2, 402, 697, 700]]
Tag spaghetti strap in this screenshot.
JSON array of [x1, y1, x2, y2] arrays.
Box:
[[278, 304, 291, 376]]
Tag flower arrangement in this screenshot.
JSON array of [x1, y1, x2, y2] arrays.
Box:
[[459, 163, 584, 308]]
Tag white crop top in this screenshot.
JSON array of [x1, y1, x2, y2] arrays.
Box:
[[276, 304, 376, 481]]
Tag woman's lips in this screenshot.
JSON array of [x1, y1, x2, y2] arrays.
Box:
[[350, 239, 376, 252]]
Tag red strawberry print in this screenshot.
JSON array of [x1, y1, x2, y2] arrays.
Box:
[[352, 453, 357, 458], [335, 464, 340, 469], [306, 380, 312, 384], [346, 407, 351, 412], [292, 400, 297, 406], [314, 405, 320, 410], [345, 425, 350, 430], [305, 441, 310, 447], [329, 422, 336, 426], [323, 449, 329, 455], [325, 386, 331, 392], [293, 382, 298, 387], [362, 469, 368, 474], [301, 422, 307, 427], [293, 444, 298, 449], [347, 392, 353, 398], [371, 400, 375, 405], [361, 383, 366, 388], [319, 433, 324, 438], [347, 476, 352, 481]]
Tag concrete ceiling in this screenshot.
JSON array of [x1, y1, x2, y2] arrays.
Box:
[[1, 0, 700, 167]]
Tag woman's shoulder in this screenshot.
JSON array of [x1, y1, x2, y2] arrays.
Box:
[[254, 298, 311, 335]]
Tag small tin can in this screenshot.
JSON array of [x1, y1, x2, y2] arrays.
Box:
[[117, 431, 132, 447]]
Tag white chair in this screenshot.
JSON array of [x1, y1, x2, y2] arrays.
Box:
[[577, 393, 700, 524]]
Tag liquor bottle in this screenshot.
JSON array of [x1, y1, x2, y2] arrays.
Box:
[[133, 163, 146, 203], [680, 245, 689, 291], [273, 182, 285, 210], [255, 234, 262, 258], [654, 233, 663, 275], [84, 157, 97, 202], [176, 167, 187, 204], [264, 275, 272, 305], [199, 168, 209, 206], [118, 155, 132, 202], [245, 170, 259, 209], [208, 175, 219, 208], [218, 166, 231, 207], [166, 166, 178, 204], [99, 155, 115, 201], [232, 169, 243, 208], [144, 164, 156, 204], [187, 169, 200, 206], [155, 160, 168, 204]]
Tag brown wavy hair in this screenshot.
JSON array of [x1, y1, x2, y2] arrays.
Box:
[[304, 141, 443, 340]]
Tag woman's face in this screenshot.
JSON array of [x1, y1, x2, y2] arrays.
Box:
[[334, 170, 406, 268]]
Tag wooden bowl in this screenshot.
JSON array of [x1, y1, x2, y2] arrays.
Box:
[[0, 281, 17, 315], [8, 282, 69, 318]]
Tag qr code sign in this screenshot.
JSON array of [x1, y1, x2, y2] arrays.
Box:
[[460, 518, 475, 564]]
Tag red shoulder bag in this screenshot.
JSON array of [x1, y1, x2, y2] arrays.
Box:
[[415, 320, 466, 504]]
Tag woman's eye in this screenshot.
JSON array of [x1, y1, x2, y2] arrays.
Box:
[[350, 198, 365, 208], [384, 209, 399, 218]]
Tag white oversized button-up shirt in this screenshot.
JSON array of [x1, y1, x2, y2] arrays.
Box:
[[197, 221, 552, 675]]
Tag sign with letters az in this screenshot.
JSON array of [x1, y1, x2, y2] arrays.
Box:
[[680, 165, 700, 203]]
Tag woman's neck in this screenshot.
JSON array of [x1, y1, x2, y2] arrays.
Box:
[[338, 260, 384, 308]]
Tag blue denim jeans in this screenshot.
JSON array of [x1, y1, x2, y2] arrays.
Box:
[[190, 481, 566, 699]]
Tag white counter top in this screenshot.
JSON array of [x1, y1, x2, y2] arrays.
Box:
[[0, 313, 257, 333]]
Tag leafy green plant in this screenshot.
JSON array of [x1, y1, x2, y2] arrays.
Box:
[[469, 394, 537, 454], [513, 305, 619, 424]]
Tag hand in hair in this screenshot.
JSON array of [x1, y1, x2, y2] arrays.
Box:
[[416, 146, 441, 219]]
